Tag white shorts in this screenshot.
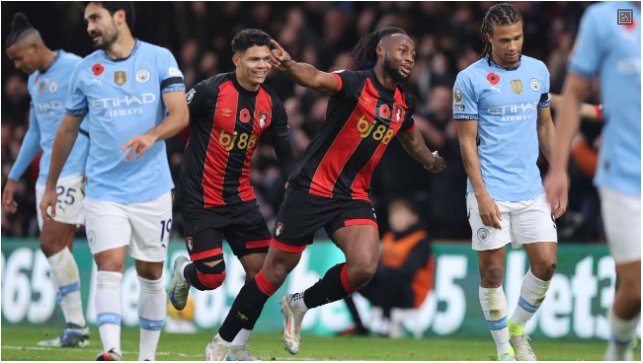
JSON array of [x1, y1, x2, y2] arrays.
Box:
[[599, 187, 641, 264], [84, 191, 172, 262], [466, 193, 558, 251], [35, 174, 85, 229]]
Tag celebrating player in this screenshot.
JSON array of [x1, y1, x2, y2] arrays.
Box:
[[201, 26, 445, 360], [3, 12, 90, 348], [453, 3, 558, 361], [40, 2, 188, 360], [545, 2, 640, 360], [168, 28, 295, 361]]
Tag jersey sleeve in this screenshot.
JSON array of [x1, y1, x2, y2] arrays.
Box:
[[186, 80, 212, 123], [267, 96, 289, 138], [156, 47, 186, 93], [8, 105, 41, 181], [568, 5, 604, 79], [65, 62, 88, 117], [268, 96, 295, 181], [399, 95, 416, 133], [538, 63, 551, 108], [330, 70, 362, 96], [452, 72, 478, 120]]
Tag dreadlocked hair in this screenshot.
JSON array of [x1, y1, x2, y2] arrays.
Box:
[[351, 26, 407, 70], [6, 13, 36, 47], [480, 3, 523, 65]]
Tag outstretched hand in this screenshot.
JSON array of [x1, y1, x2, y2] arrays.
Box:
[[269, 39, 292, 71], [121, 134, 158, 161], [424, 151, 446, 173]]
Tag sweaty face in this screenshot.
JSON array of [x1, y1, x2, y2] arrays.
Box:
[[234, 45, 272, 87], [84, 3, 120, 50], [382, 34, 416, 83], [488, 21, 523, 67], [7, 43, 38, 74]]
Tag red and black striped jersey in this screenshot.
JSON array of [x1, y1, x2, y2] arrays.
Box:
[[180, 72, 290, 209], [290, 69, 416, 200]]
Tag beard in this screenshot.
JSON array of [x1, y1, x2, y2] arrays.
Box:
[[90, 21, 119, 50], [383, 56, 410, 83], [92, 30, 118, 50]]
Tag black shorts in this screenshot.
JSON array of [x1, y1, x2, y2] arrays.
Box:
[[182, 201, 270, 260], [272, 187, 378, 252]]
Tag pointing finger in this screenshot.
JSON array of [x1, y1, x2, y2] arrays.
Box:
[[124, 145, 135, 161], [121, 139, 134, 153], [270, 39, 284, 52]]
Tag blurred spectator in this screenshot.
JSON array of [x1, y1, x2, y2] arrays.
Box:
[[339, 198, 433, 337], [2, 73, 29, 126]]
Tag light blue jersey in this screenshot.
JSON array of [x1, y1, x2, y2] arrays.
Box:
[[8, 50, 88, 185], [65, 40, 185, 203], [569, 2, 641, 196], [453, 55, 551, 201]]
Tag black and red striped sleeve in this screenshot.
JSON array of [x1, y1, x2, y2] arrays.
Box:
[[186, 79, 215, 122], [268, 95, 295, 180], [330, 70, 363, 96], [399, 93, 416, 134]]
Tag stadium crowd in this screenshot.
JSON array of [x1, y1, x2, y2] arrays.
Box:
[[1, 2, 602, 242]]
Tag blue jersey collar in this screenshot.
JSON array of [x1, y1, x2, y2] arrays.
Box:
[[102, 39, 140, 62], [40, 50, 62, 75], [487, 54, 521, 71]]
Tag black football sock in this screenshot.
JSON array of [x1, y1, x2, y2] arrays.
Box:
[[219, 270, 278, 341], [303, 263, 356, 309]]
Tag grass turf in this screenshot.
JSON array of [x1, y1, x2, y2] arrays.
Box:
[[1, 325, 640, 361]]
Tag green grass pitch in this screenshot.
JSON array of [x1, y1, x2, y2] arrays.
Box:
[[1, 325, 640, 361]]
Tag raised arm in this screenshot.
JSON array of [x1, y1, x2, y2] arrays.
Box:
[[268, 39, 339, 95]]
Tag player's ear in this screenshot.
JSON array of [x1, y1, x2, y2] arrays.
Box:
[[232, 53, 240, 68], [115, 9, 126, 27], [376, 44, 385, 58]]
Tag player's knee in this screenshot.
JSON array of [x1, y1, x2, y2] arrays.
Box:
[[622, 278, 641, 303], [264, 263, 289, 287], [632, 290, 641, 308], [245, 269, 258, 281], [532, 260, 557, 281], [348, 262, 376, 288], [263, 251, 299, 286], [39, 235, 64, 256], [242, 255, 265, 280], [481, 265, 504, 287], [193, 258, 226, 291]]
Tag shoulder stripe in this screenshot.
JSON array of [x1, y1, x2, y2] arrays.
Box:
[[161, 77, 183, 90]]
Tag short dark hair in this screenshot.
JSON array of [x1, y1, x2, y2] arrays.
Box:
[[84, 2, 135, 32], [6, 13, 36, 47], [231, 29, 271, 54]]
